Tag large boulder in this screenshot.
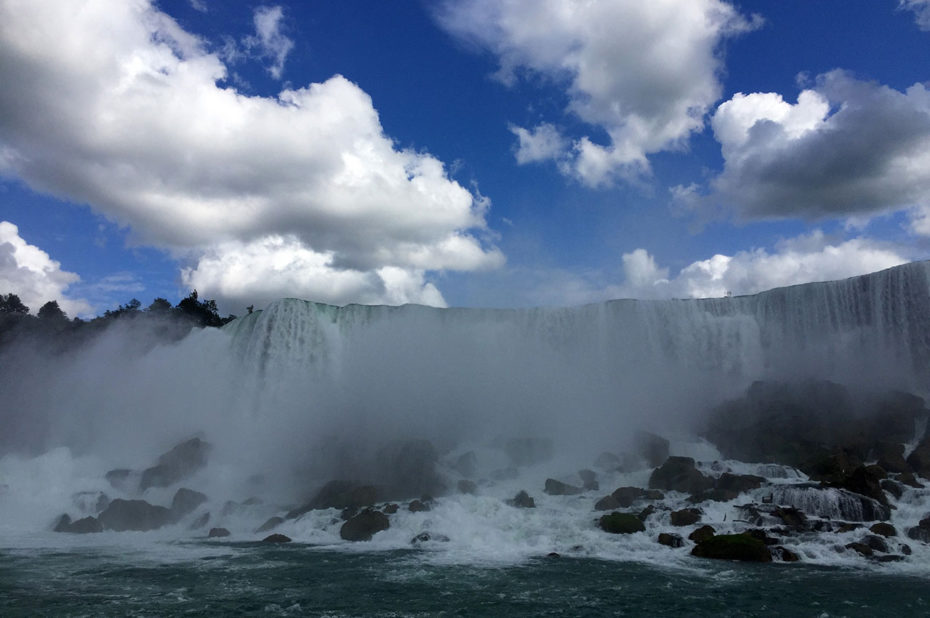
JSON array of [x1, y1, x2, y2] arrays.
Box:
[[611, 487, 646, 507], [339, 508, 390, 541], [769, 485, 889, 522], [635, 431, 670, 468], [670, 508, 702, 526], [98, 499, 172, 531], [139, 437, 210, 492], [54, 514, 103, 533], [376, 439, 444, 499], [907, 437, 930, 479], [648, 457, 713, 495], [691, 533, 772, 562], [507, 490, 535, 508], [544, 478, 583, 496], [826, 464, 888, 506], [287, 480, 379, 519], [598, 512, 645, 534], [170, 488, 207, 521]]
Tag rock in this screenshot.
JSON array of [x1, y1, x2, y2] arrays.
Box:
[[880, 478, 904, 500], [547, 552, 561, 558], [907, 437, 930, 478], [457, 480, 477, 495], [657, 532, 684, 548], [635, 431, 670, 468], [769, 484, 890, 522], [340, 508, 390, 541], [408, 499, 431, 512], [208, 527, 230, 538], [411, 531, 450, 544], [745, 528, 779, 545], [772, 507, 808, 531], [262, 533, 292, 543], [54, 514, 103, 533], [578, 469, 598, 489], [804, 450, 863, 485], [504, 437, 553, 467], [773, 546, 800, 562], [105, 469, 138, 492], [845, 542, 873, 557], [508, 490, 535, 508], [598, 512, 645, 534], [637, 505, 656, 521], [594, 495, 621, 511], [452, 451, 478, 478], [377, 439, 445, 499], [863, 534, 889, 553], [98, 499, 172, 532], [906, 517, 930, 543], [899, 472, 924, 488], [139, 437, 210, 492], [869, 522, 897, 538], [340, 507, 358, 521], [648, 457, 713, 495], [170, 488, 207, 521], [611, 487, 645, 507], [256, 516, 284, 533], [382, 503, 399, 514], [644, 489, 664, 500], [688, 525, 715, 543], [670, 508, 702, 526], [827, 464, 888, 506], [287, 481, 379, 519], [544, 478, 583, 496], [715, 473, 764, 496], [190, 512, 210, 529], [594, 452, 621, 471], [873, 442, 911, 474], [691, 533, 772, 562]]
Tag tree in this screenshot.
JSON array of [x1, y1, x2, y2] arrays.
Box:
[[147, 297, 172, 313], [37, 300, 67, 321], [176, 290, 227, 327], [0, 293, 28, 314]]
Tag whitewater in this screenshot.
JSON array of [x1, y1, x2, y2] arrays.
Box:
[[2, 261, 930, 615]]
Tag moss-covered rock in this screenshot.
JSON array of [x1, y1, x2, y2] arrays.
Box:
[[598, 512, 645, 534], [691, 533, 772, 562]]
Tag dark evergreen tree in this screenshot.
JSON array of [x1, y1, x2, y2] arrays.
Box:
[[0, 293, 28, 314], [37, 300, 67, 321]]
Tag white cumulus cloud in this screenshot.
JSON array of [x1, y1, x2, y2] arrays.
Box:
[[0, 221, 92, 317], [245, 5, 294, 79], [900, 0, 930, 30], [709, 71, 930, 234], [436, 0, 758, 186], [0, 0, 503, 310]]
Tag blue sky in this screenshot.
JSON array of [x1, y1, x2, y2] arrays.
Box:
[[2, 0, 930, 317]]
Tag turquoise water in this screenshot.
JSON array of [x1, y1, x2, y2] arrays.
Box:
[[2, 543, 928, 617]]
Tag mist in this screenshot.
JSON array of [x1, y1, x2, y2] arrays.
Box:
[[1, 261, 929, 512]]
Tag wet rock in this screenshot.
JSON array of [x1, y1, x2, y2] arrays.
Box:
[[262, 533, 292, 543], [457, 480, 477, 495], [905, 517, 930, 543], [907, 437, 930, 478], [769, 484, 890, 522], [98, 499, 171, 532], [505, 437, 553, 467], [190, 512, 210, 530], [638, 505, 656, 521], [578, 469, 599, 491], [287, 481, 379, 519], [827, 464, 888, 506], [340, 508, 390, 541], [139, 437, 210, 492], [870, 522, 897, 538], [105, 469, 138, 492], [599, 512, 645, 534], [340, 507, 358, 521], [899, 472, 924, 488], [773, 546, 800, 562], [644, 489, 664, 500], [256, 516, 284, 533], [594, 495, 621, 511], [54, 514, 103, 533], [546, 552, 561, 559], [377, 439, 444, 499], [845, 542, 873, 557], [508, 490, 535, 508], [657, 532, 684, 548], [544, 478, 583, 496], [772, 506, 808, 531], [692, 533, 772, 562], [880, 478, 904, 500], [873, 442, 910, 475], [170, 488, 207, 521], [411, 531, 450, 544], [670, 508, 702, 526], [715, 473, 764, 496], [594, 452, 621, 471], [382, 503, 399, 514], [745, 528, 779, 545], [611, 487, 645, 507], [452, 451, 478, 478], [208, 527, 230, 538], [863, 534, 889, 553], [688, 525, 715, 543], [648, 457, 713, 495], [636, 431, 670, 468], [408, 499, 431, 513]]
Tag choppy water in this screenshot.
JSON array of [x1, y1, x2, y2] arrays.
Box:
[[2, 543, 929, 617]]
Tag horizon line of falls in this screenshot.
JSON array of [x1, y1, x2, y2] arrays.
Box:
[[213, 260, 930, 468]]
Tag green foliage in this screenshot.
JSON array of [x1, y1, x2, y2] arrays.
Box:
[[37, 300, 66, 321]]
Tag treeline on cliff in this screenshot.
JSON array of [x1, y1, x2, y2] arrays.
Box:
[[0, 290, 240, 355]]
